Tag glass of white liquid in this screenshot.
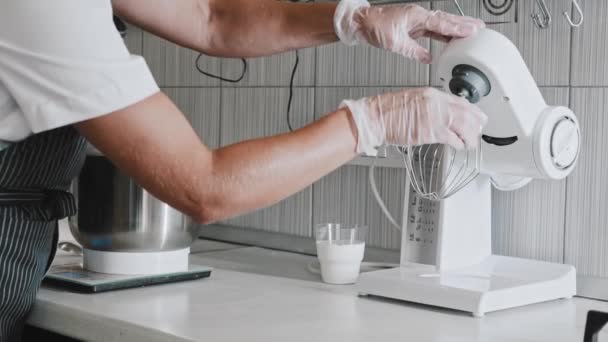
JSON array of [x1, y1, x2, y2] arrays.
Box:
[[314, 223, 367, 285]]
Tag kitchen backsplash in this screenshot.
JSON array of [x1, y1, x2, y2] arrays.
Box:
[[121, 0, 608, 276]]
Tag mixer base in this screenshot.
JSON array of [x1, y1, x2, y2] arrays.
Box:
[[84, 248, 191, 275], [356, 255, 576, 317]]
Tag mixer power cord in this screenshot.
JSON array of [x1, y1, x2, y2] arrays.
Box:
[[195, 54, 248, 83], [368, 161, 402, 232], [194, 49, 301, 133], [286, 50, 299, 132]]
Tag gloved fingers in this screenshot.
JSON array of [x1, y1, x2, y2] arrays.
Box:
[[423, 10, 485, 38], [449, 96, 489, 127], [397, 39, 433, 64], [449, 118, 482, 149], [446, 104, 487, 149], [446, 112, 479, 149], [442, 129, 466, 150], [411, 30, 451, 43]]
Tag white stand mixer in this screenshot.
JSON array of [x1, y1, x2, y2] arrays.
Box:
[[357, 29, 581, 317]]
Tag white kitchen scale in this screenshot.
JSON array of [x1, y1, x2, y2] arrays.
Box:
[[45, 263, 212, 293], [45, 247, 212, 293]]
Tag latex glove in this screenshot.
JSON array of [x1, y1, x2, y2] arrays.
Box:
[[334, 0, 485, 63], [341, 88, 488, 156]]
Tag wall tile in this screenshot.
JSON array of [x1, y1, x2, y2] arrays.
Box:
[[430, 0, 572, 87], [219, 88, 315, 237], [220, 88, 314, 145], [224, 191, 313, 238], [476, 0, 517, 24], [492, 179, 566, 262], [316, 43, 431, 87], [311, 164, 406, 250], [316, 2, 430, 87], [162, 88, 221, 149], [123, 22, 143, 55], [514, 0, 572, 86], [492, 87, 569, 263], [366, 167, 406, 250], [571, 0, 608, 86], [432, 0, 481, 24], [143, 33, 221, 87], [312, 165, 369, 233], [565, 88, 608, 276], [222, 48, 315, 87]]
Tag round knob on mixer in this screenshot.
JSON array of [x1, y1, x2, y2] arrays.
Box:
[[533, 106, 581, 180], [449, 65, 491, 104], [550, 117, 580, 169]]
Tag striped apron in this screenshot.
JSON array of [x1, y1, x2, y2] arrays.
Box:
[[0, 127, 87, 341]]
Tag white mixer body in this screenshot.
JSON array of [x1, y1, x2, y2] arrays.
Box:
[[435, 29, 580, 184], [357, 29, 579, 316]]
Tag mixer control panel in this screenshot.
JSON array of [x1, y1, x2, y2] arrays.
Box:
[[405, 186, 439, 265]]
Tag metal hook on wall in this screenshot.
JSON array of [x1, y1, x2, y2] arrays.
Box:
[[453, 0, 465, 16], [531, 0, 552, 29], [564, 0, 584, 27]]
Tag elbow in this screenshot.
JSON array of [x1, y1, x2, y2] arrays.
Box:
[[185, 188, 230, 225], [181, 151, 240, 225], [188, 196, 224, 225], [191, 205, 222, 225]]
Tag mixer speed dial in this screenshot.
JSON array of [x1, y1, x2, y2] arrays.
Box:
[[534, 106, 581, 180], [551, 117, 580, 169]]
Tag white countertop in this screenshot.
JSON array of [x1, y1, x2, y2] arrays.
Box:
[[30, 243, 608, 342]]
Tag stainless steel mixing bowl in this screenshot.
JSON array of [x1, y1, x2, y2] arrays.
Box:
[[69, 155, 198, 252]]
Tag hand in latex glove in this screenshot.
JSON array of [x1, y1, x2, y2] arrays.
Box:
[[334, 0, 485, 63], [342, 88, 488, 155]]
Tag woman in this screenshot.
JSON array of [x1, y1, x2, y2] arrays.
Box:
[[0, 0, 486, 339]]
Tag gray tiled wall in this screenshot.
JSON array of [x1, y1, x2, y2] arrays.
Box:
[[127, 1, 608, 270], [566, 88, 608, 277], [219, 88, 314, 237]]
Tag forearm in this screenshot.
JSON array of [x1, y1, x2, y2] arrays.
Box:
[[205, 0, 338, 57], [112, 0, 338, 58], [206, 109, 357, 221]]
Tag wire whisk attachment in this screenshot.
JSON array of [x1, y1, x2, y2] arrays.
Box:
[[398, 142, 482, 201]]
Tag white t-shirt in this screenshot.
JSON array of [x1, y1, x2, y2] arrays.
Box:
[[0, 0, 159, 148]]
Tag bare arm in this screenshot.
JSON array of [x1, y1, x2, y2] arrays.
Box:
[[111, 0, 338, 57], [75, 92, 357, 224]]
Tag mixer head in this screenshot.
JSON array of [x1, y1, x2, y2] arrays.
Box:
[[402, 28, 581, 201]]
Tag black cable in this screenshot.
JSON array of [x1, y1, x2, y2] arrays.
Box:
[[285, 0, 313, 132], [286, 50, 300, 132], [195, 53, 248, 83], [113, 16, 128, 38]]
